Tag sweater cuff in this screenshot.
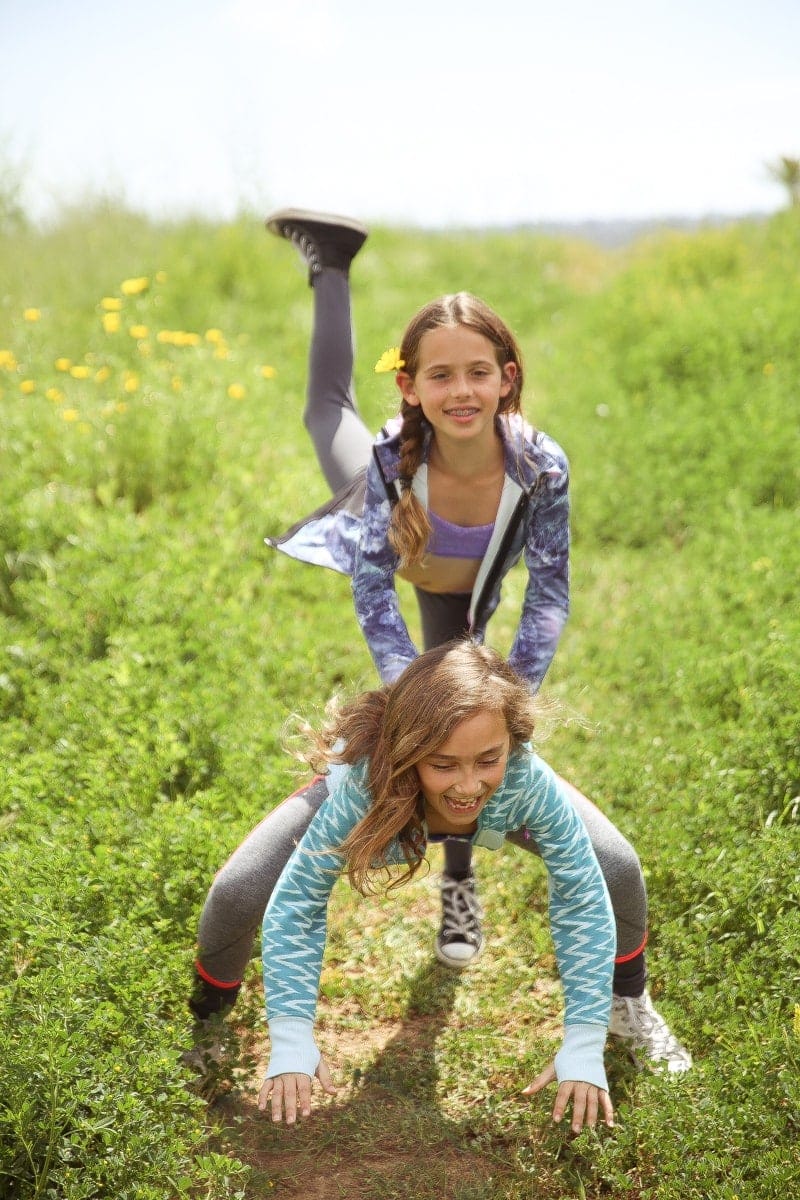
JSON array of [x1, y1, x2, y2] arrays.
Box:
[[266, 1016, 320, 1079], [554, 1023, 608, 1092]]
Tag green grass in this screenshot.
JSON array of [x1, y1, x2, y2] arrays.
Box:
[[0, 204, 798, 1198]]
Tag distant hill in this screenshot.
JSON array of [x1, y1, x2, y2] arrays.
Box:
[[506, 211, 774, 248]]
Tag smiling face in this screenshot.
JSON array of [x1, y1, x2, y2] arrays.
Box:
[[416, 708, 511, 835], [396, 325, 517, 446]]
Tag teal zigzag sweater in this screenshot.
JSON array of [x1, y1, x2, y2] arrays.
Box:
[[262, 747, 616, 1090]]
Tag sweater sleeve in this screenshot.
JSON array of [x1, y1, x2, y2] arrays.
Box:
[[351, 455, 419, 683], [504, 751, 615, 1089], [508, 444, 570, 691], [261, 763, 370, 1078]]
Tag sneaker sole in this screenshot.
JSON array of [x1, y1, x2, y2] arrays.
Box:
[[609, 1034, 693, 1074], [264, 207, 368, 239]]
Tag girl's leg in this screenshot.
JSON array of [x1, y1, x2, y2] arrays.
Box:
[[413, 589, 471, 653], [191, 776, 329, 1018], [413, 588, 472, 886], [506, 777, 692, 1071], [412, 590, 481, 965], [305, 268, 374, 493], [413, 590, 479, 964]]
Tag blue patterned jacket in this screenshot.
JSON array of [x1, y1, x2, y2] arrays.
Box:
[[262, 748, 615, 1091], [267, 413, 570, 691]]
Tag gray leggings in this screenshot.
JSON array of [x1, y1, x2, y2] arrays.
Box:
[[195, 775, 648, 990], [304, 267, 470, 645]]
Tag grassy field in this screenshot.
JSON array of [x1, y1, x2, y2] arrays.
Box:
[[0, 203, 798, 1199]]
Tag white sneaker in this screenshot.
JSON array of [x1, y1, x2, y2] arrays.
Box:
[[435, 874, 485, 968], [609, 991, 693, 1073]]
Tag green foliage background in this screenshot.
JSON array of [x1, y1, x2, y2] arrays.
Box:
[[0, 205, 798, 1198]]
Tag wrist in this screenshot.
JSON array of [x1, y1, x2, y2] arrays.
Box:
[[266, 1016, 320, 1079], [555, 1023, 608, 1092]]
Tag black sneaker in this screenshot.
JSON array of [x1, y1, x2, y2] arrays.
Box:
[[435, 874, 484, 968], [265, 207, 368, 282]]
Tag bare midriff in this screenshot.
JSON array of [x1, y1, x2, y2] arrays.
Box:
[[397, 554, 481, 594]]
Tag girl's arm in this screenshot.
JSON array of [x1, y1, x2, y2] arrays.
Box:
[[260, 764, 370, 1081], [508, 451, 570, 691], [351, 456, 419, 683], [509, 753, 615, 1092]]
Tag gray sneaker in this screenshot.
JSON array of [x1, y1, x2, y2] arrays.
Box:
[[435, 874, 485, 968], [609, 991, 693, 1073], [265, 207, 368, 282]]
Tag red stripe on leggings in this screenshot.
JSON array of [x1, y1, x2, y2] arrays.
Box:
[[194, 959, 242, 989], [614, 932, 649, 964]]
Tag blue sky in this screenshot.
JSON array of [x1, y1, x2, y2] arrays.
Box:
[[1, 0, 798, 227]]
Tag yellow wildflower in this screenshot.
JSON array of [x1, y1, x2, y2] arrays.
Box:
[[171, 376, 183, 392], [103, 312, 121, 334], [55, 357, 72, 372], [205, 328, 224, 344], [129, 324, 149, 339], [214, 346, 229, 360], [156, 329, 200, 347], [23, 307, 41, 322], [374, 346, 405, 373], [101, 297, 123, 311], [20, 379, 36, 394], [62, 408, 79, 422], [261, 364, 276, 379], [123, 371, 139, 393], [116, 402, 128, 414], [46, 387, 64, 403], [120, 276, 149, 296], [70, 365, 90, 379], [95, 366, 112, 383], [0, 350, 17, 370], [227, 383, 246, 400]]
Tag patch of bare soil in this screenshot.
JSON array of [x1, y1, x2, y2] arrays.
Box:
[[204, 1011, 513, 1199]]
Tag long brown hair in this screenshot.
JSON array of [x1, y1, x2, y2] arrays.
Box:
[[388, 293, 525, 568], [300, 641, 537, 895]]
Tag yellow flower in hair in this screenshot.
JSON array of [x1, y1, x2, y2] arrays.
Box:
[[374, 346, 405, 373]]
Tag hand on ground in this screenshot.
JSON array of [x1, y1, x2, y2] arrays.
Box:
[[258, 1057, 336, 1124], [523, 1060, 614, 1133]]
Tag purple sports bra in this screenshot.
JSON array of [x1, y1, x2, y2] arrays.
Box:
[[427, 510, 494, 559]]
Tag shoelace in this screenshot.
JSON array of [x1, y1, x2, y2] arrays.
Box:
[[439, 876, 483, 945], [617, 998, 683, 1056], [284, 226, 321, 272]]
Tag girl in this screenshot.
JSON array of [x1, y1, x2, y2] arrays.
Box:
[[264, 208, 568, 972], [250, 642, 618, 1131], [225, 208, 690, 1072]]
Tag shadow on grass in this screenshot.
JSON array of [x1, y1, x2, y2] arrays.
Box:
[[205, 956, 531, 1200]]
